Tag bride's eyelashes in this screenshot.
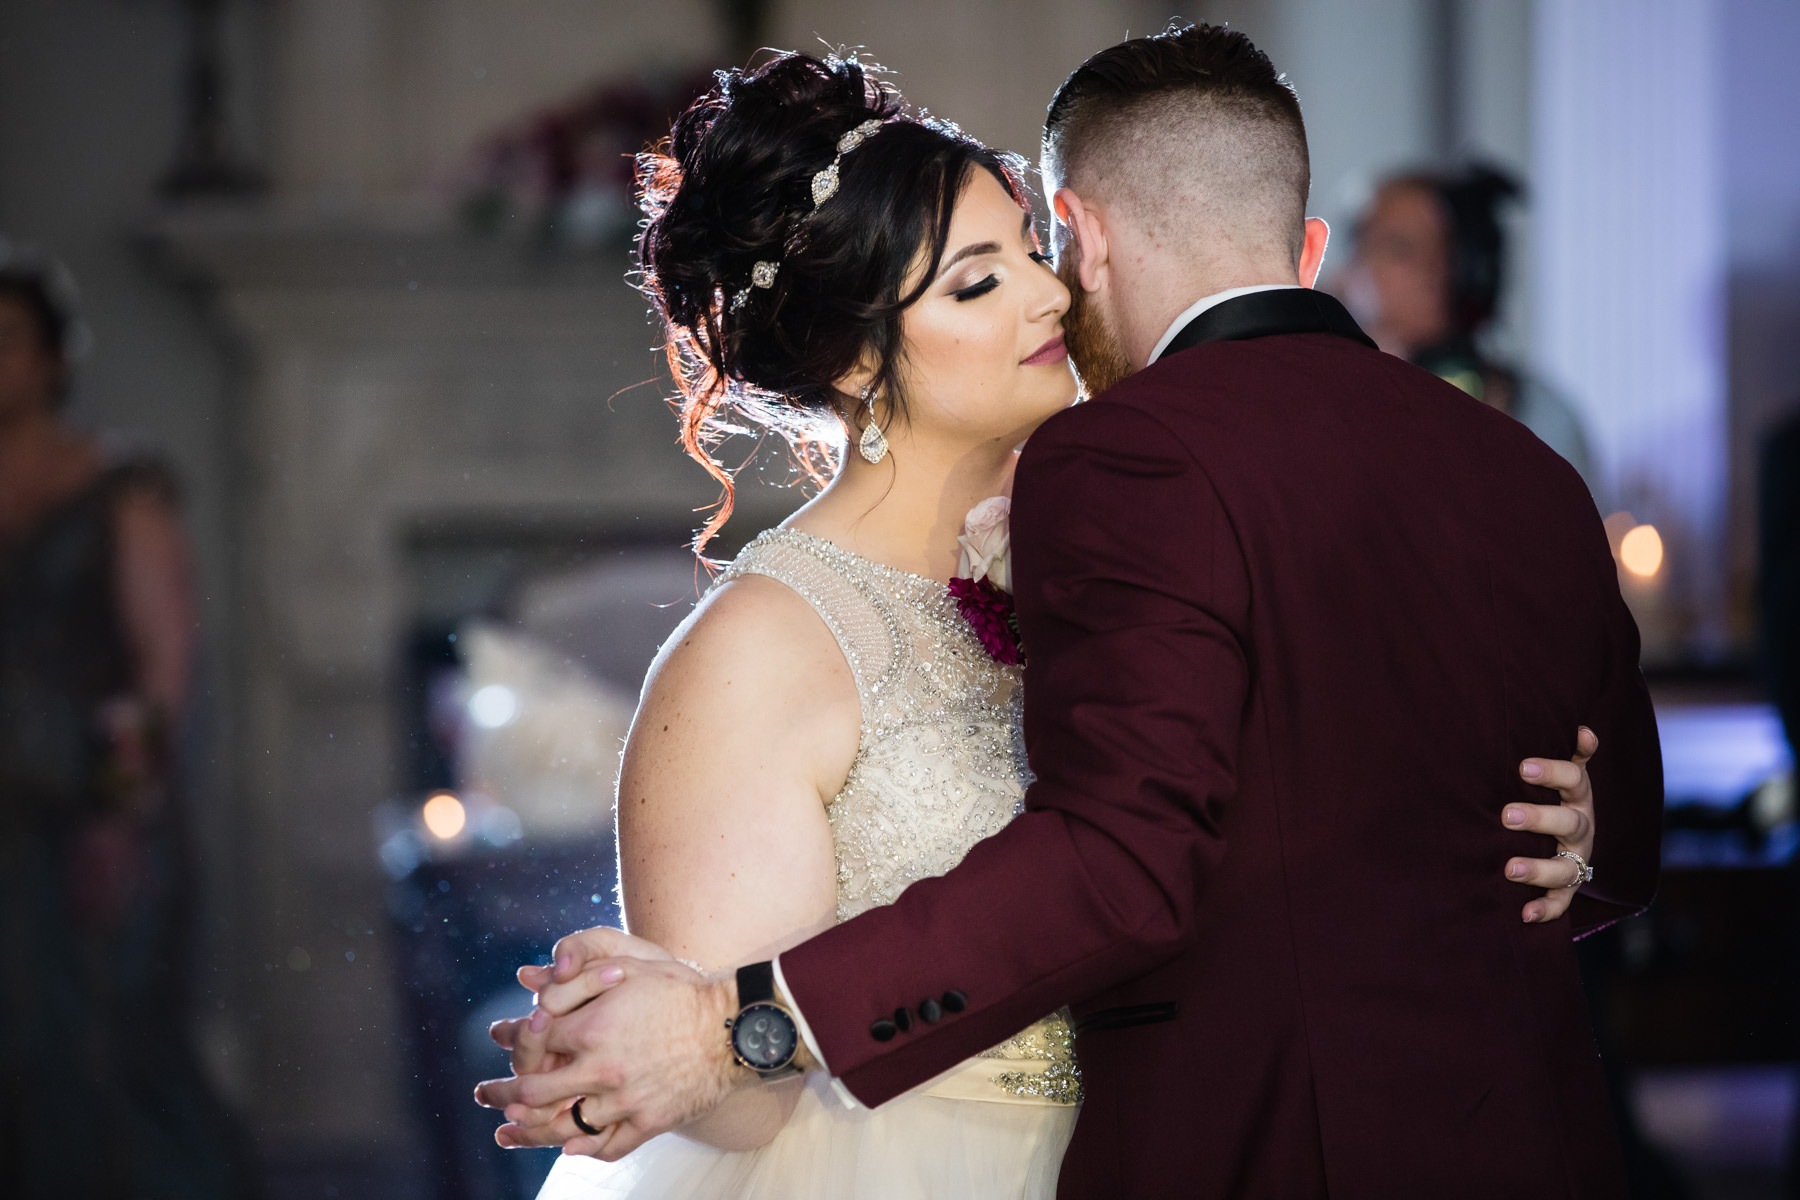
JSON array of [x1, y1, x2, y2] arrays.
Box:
[[949, 243, 1051, 302], [952, 274, 1000, 302]]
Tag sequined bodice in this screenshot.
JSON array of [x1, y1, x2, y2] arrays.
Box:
[[719, 527, 1028, 922], [717, 527, 1078, 1106]]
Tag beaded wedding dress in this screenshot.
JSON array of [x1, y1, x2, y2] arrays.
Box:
[[537, 527, 1078, 1199]]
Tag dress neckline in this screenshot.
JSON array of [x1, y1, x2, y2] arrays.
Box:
[[760, 526, 952, 594]]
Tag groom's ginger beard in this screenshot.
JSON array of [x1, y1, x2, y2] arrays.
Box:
[[1058, 254, 1134, 397]]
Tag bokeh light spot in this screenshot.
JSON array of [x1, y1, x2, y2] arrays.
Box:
[[422, 792, 467, 840], [1621, 524, 1664, 578], [468, 684, 519, 729]]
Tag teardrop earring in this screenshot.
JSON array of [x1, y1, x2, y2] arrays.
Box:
[[856, 383, 889, 464]]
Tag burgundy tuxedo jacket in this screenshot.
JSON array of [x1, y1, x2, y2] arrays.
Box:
[[780, 289, 1663, 1198]]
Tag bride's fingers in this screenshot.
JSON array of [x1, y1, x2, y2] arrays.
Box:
[[1573, 726, 1599, 766], [1502, 799, 1586, 842], [1518, 756, 1589, 801], [536, 959, 631, 1017], [547, 926, 672, 983], [1522, 887, 1577, 924], [546, 927, 620, 983], [1505, 854, 1587, 891]]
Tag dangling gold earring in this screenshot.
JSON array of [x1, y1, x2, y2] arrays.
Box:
[[857, 383, 889, 464]]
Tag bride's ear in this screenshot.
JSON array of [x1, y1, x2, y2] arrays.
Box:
[[832, 356, 882, 420], [1053, 188, 1108, 293]]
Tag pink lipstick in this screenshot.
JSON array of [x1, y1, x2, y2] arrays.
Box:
[[1021, 335, 1068, 366]]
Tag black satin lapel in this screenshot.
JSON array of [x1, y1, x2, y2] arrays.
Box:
[[1161, 289, 1377, 359]]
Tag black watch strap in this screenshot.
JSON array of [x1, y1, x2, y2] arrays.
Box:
[[736, 960, 777, 1007]]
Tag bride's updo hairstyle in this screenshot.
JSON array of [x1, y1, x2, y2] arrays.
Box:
[[637, 52, 1029, 553]]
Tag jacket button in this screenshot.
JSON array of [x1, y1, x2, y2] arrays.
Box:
[[941, 990, 967, 1013], [870, 1017, 897, 1042], [919, 997, 943, 1023], [893, 1006, 912, 1032]]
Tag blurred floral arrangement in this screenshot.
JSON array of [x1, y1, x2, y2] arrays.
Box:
[[458, 68, 714, 253]]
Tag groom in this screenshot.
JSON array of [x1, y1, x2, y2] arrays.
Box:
[[480, 23, 1663, 1195]]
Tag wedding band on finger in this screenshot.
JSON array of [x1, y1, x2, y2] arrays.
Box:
[[1555, 850, 1594, 890], [571, 1097, 603, 1137]]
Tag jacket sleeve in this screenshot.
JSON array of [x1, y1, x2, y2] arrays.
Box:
[[1568, 564, 1664, 936], [777, 401, 1253, 1106]]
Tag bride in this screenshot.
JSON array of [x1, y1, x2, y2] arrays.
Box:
[[489, 50, 1601, 1199]]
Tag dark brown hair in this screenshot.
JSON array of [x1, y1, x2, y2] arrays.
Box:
[[636, 52, 1028, 555], [1042, 21, 1308, 220]]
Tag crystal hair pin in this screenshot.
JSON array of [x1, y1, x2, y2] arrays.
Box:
[[729, 117, 886, 312], [730, 260, 780, 311]]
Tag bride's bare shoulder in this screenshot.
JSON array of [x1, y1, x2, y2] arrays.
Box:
[[638, 571, 857, 729]]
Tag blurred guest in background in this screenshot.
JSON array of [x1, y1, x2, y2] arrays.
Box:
[[1339, 163, 1598, 492], [0, 243, 257, 1197]]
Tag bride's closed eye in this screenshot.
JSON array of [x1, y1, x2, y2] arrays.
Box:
[[952, 275, 1001, 302]]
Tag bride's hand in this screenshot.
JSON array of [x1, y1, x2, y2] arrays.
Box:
[[1501, 726, 1599, 924], [515, 925, 676, 1016]]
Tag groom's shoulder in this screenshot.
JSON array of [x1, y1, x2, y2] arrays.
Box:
[[1028, 384, 1197, 468]]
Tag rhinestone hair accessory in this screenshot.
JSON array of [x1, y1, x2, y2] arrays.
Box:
[[730, 117, 886, 312]]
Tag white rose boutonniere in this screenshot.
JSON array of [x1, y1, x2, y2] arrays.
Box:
[[956, 495, 1012, 592]]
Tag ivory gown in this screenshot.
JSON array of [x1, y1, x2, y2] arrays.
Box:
[[537, 527, 1078, 1200]]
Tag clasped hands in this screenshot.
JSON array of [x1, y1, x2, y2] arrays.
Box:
[[475, 729, 1600, 1160]]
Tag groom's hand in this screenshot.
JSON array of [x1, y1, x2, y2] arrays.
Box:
[[1502, 726, 1599, 923], [475, 958, 750, 1160]]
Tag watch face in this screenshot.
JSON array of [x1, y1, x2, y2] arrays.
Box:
[[731, 1003, 798, 1070]]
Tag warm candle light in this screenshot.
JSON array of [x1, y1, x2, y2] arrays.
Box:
[[1620, 524, 1664, 578], [421, 792, 466, 840]]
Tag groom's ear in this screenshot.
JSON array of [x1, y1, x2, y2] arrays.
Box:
[[1053, 188, 1108, 293], [1298, 217, 1331, 288]]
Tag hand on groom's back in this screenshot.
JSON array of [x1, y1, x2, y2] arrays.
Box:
[[1504, 726, 1601, 923]]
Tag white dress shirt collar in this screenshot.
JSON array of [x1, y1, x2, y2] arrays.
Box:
[[1146, 284, 1306, 366]]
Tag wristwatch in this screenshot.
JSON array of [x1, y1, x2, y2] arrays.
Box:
[[726, 961, 802, 1080]]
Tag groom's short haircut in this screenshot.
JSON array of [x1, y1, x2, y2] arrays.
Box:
[[1043, 22, 1310, 265]]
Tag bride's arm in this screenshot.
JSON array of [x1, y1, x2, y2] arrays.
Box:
[[612, 573, 861, 1151]]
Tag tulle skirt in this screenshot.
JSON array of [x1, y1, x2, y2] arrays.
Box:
[[535, 1073, 1077, 1199]]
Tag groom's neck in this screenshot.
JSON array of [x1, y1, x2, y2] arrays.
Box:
[[1111, 237, 1302, 367]]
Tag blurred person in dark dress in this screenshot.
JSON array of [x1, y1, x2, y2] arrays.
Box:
[[0, 244, 258, 1198], [1339, 163, 1598, 493]]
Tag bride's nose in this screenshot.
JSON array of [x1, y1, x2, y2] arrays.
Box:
[[1030, 269, 1071, 324]]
